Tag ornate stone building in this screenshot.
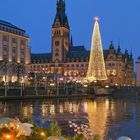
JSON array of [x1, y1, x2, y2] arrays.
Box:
[[29, 0, 135, 86], [0, 20, 31, 82], [136, 57, 140, 86]]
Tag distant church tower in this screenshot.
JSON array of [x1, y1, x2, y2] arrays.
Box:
[[52, 0, 70, 63]]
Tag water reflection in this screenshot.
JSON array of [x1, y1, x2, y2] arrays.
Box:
[[87, 99, 109, 140], [0, 97, 140, 139]]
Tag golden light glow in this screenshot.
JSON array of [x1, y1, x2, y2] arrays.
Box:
[[9, 58, 12, 62], [11, 76, 17, 83], [3, 134, 12, 140], [87, 100, 109, 140], [87, 18, 107, 81], [40, 132, 45, 137]]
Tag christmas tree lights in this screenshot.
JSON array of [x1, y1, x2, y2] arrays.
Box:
[[87, 17, 107, 81]]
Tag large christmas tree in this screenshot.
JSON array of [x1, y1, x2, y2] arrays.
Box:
[[87, 17, 107, 81]]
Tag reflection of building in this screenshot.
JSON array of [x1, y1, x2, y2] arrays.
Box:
[[136, 57, 140, 86], [0, 20, 31, 82], [29, 0, 134, 86]]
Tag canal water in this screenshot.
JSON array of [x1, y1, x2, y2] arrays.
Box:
[[0, 97, 140, 140]]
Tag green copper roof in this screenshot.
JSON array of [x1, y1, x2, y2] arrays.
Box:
[[66, 46, 89, 59], [66, 46, 108, 59], [31, 53, 52, 63], [31, 45, 132, 63]]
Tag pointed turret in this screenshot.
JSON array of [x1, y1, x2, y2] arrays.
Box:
[[130, 50, 133, 59], [109, 41, 115, 54], [109, 41, 114, 49], [125, 49, 129, 57], [117, 42, 121, 53], [53, 0, 69, 29], [129, 50, 133, 63], [70, 35, 73, 46]]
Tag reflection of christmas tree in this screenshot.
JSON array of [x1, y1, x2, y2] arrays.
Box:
[[87, 17, 107, 81]]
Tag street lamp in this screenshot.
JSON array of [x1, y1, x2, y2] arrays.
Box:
[[34, 72, 38, 96], [20, 76, 24, 96], [0, 61, 8, 97], [4, 62, 7, 97], [15, 63, 25, 96], [42, 68, 47, 91]]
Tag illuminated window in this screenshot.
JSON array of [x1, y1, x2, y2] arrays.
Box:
[[107, 70, 110, 76], [111, 69, 116, 76]]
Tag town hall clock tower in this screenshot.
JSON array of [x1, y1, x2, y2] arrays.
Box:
[[52, 0, 70, 63]]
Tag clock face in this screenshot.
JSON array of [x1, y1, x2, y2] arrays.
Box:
[[55, 41, 60, 46]]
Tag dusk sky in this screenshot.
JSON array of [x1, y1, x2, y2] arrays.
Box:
[[0, 0, 140, 63]]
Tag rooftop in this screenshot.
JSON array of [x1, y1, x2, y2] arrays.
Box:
[[0, 19, 29, 38], [0, 20, 25, 31], [31, 53, 52, 63]]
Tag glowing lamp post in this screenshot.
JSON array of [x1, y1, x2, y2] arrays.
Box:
[[0, 61, 8, 97], [20, 76, 24, 96], [42, 68, 48, 91], [34, 72, 38, 96]]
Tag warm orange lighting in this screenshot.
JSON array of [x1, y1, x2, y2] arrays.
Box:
[[6, 135, 11, 139], [40, 132, 45, 137], [3, 134, 11, 140], [87, 16, 107, 81]]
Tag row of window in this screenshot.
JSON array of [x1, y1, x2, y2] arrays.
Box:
[[31, 64, 88, 69], [2, 56, 25, 63], [2, 35, 26, 45], [66, 59, 89, 62], [31, 65, 48, 69], [54, 30, 61, 35], [0, 25, 24, 36], [3, 46, 25, 54], [106, 63, 122, 67], [67, 64, 88, 68]]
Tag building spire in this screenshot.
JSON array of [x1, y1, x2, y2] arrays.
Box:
[[130, 49, 133, 60], [109, 41, 114, 49], [53, 0, 69, 28], [117, 41, 121, 53], [87, 17, 107, 81], [71, 35, 73, 46]]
